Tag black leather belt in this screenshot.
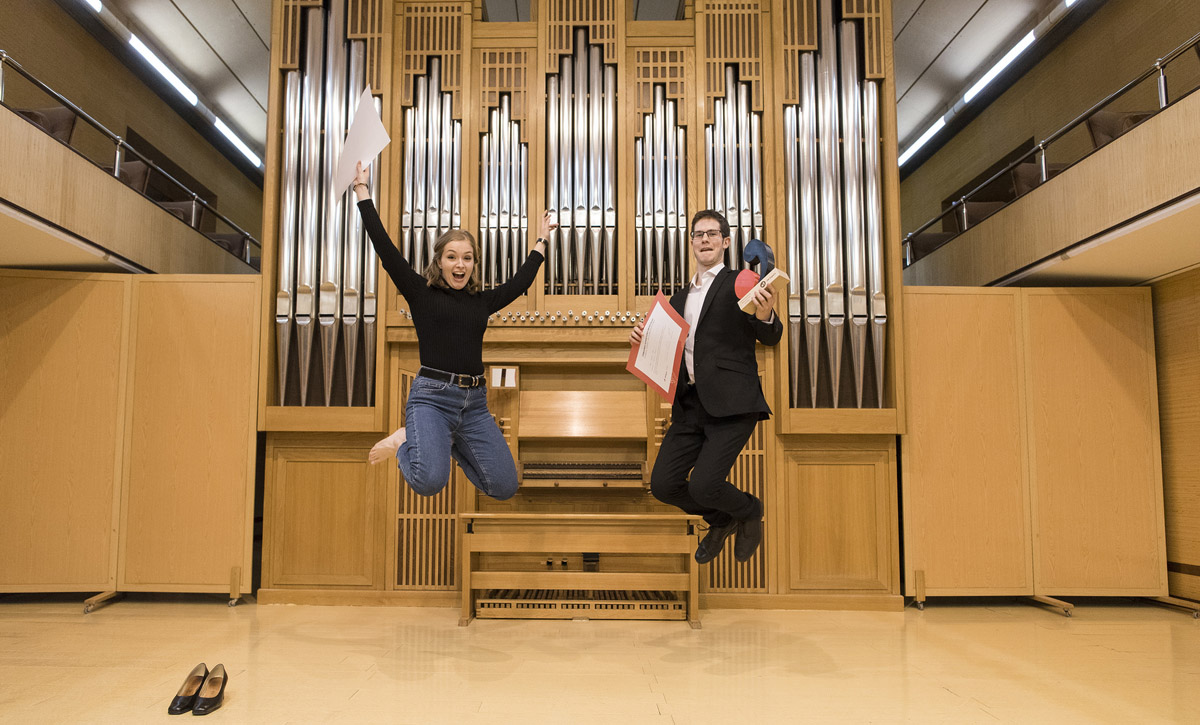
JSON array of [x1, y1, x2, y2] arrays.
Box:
[[419, 366, 486, 388]]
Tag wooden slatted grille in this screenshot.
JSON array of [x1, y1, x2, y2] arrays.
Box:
[[705, 417, 768, 591], [395, 370, 459, 590], [348, 0, 388, 92], [545, 0, 619, 67], [699, 0, 765, 122], [280, 0, 324, 70], [398, 2, 468, 115], [479, 50, 530, 137], [843, 0, 885, 79], [634, 49, 691, 121], [779, 0, 818, 104]]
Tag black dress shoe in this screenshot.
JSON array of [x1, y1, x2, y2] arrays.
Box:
[[734, 511, 764, 562], [695, 519, 739, 564], [192, 664, 227, 716], [167, 663, 207, 715]]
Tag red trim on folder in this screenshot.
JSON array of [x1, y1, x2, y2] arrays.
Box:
[[626, 292, 690, 404]]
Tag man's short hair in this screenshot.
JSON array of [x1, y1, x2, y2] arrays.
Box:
[[690, 209, 730, 239]]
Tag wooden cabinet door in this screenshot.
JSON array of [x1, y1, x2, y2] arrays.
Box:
[[901, 289, 1034, 596], [265, 442, 386, 588], [1024, 289, 1168, 596], [784, 449, 894, 592], [119, 278, 258, 593]]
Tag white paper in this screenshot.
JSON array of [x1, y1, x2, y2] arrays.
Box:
[[332, 85, 391, 198], [634, 303, 685, 392]]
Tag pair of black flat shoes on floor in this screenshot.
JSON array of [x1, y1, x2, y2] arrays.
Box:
[[695, 506, 764, 564], [168, 663, 227, 716]]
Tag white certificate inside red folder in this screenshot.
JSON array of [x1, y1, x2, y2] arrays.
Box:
[[626, 292, 689, 403]]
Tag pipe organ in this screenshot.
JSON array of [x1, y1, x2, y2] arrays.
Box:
[[782, 0, 888, 408], [705, 66, 763, 272], [260, 0, 905, 613], [479, 95, 526, 289], [636, 86, 688, 296], [544, 30, 618, 296], [275, 2, 381, 407]]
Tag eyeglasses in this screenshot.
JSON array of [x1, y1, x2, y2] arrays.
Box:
[[690, 229, 724, 240]]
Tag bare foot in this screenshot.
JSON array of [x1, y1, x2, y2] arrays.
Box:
[[369, 427, 406, 465]]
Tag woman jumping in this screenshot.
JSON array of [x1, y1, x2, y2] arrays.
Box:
[[352, 161, 553, 500]]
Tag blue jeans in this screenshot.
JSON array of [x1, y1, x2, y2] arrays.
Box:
[[397, 374, 519, 500]]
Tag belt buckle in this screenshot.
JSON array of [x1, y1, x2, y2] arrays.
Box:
[[456, 375, 472, 388]]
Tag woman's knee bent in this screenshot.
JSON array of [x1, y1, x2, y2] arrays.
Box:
[[400, 459, 452, 497]]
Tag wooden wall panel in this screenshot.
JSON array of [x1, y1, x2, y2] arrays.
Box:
[[784, 449, 892, 590], [1024, 289, 1167, 595], [901, 288, 1033, 595], [119, 278, 259, 591], [266, 439, 386, 587], [1151, 266, 1200, 600], [0, 272, 128, 590]]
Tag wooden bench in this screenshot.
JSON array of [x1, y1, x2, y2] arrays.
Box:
[[459, 513, 702, 628]]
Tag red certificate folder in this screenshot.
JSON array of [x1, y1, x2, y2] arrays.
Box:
[[626, 292, 690, 404]]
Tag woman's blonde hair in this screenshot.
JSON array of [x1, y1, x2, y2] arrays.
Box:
[[422, 229, 481, 293]]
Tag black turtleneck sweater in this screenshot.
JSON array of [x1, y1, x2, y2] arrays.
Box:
[[358, 199, 543, 376]]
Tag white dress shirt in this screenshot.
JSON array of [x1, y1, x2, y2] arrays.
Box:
[[683, 263, 724, 384]]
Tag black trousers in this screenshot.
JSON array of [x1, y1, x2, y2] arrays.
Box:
[[650, 384, 761, 527]]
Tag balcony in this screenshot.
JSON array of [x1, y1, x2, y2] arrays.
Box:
[[903, 33, 1200, 287], [0, 51, 259, 274]]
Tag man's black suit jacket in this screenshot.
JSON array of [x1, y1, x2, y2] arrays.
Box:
[[669, 267, 783, 420]]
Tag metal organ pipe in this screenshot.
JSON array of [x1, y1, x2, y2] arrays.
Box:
[[839, 21, 869, 408], [276, 70, 301, 406], [317, 0, 348, 406], [588, 46, 603, 294], [557, 53, 573, 295], [863, 80, 887, 407], [663, 91, 679, 294], [799, 53, 823, 408], [363, 94, 382, 406], [816, 0, 845, 407], [651, 87, 666, 293], [603, 65, 617, 294], [545, 75, 559, 293], [294, 6, 324, 407], [341, 40, 366, 403]]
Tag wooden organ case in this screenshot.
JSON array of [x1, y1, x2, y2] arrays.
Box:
[[257, 0, 907, 617]]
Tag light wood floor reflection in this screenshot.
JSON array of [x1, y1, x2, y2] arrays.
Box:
[[1, 595, 1198, 723]]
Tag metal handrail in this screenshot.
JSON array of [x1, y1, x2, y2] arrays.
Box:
[[904, 30, 1200, 261], [0, 49, 260, 261]]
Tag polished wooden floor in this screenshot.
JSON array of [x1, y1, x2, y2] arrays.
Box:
[[1, 595, 1198, 723]]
